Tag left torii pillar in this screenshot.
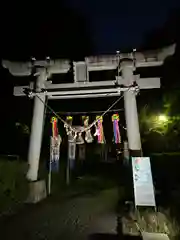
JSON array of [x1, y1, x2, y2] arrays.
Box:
[[26, 69, 47, 203], [2, 60, 47, 203], [27, 68, 47, 182]]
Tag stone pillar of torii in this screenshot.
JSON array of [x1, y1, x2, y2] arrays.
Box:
[[2, 44, 175, 185]]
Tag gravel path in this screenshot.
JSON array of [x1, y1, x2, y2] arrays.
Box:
[[1, 188, 119, 240]]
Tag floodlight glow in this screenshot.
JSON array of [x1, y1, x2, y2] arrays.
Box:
[[158, 115, 168, 122]]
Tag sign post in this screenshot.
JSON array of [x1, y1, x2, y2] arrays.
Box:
[[132, 157, 156, 207]]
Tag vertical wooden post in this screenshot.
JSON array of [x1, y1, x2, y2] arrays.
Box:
[[27, 69, 47, 181], [121, 60, 142, 157]]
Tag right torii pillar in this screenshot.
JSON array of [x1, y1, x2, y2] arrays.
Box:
[[121, 59, 142, 157]]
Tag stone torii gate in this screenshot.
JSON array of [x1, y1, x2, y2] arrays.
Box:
[[2, 44, 175, 188]]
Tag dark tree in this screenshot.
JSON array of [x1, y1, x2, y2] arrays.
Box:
[[140, 8, 180, 89], [141, 8, 180, 50]]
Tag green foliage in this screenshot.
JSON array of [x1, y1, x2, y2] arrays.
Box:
[[0, 160, 28, 212], [139, 90, 180, 151]]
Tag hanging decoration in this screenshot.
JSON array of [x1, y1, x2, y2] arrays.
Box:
[[66, 116, 76, 170], [51, 116, 58, 138], [94, 124, 100, 138], [68, 141, 76, 170], [68, 140, 76, 160], [112, 114, 121, 144], [50, 117, 62, 172], [64, 116, 73, 140], [48, 117, 62, 194], [79, 144, 86, 161], [82, 116, 93, 143], [76, 132, 84, 145], [94, 116, 105, 144]]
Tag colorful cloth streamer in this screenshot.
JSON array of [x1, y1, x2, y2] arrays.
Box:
[[112, 114, 121, 144], [50, 136, 61, 172], [95, 116, 105, 144], [49, 117, 62, 172], [51, 117, 58, 138]]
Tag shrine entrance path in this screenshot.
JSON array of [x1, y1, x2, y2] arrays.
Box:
[[0, 188, 119, 240]]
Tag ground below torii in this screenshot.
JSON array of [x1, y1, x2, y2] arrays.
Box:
[[0, 188, 124, 240]]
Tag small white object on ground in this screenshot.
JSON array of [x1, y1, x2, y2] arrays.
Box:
[[141, 232, 169, 240]]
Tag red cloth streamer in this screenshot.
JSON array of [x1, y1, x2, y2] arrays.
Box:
[[51, 117, 58, 138]]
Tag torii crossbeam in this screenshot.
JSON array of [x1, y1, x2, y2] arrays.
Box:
[[2, 44, 175, 185]]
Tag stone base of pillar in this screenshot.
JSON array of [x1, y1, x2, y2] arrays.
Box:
[[26, 180, 47, 204]]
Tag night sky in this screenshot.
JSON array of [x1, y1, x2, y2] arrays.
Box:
[[65, 0, 180, 53], [0, 0, 180, 59]]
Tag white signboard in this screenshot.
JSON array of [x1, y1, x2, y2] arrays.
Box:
[[132, 157, 156, 207]]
